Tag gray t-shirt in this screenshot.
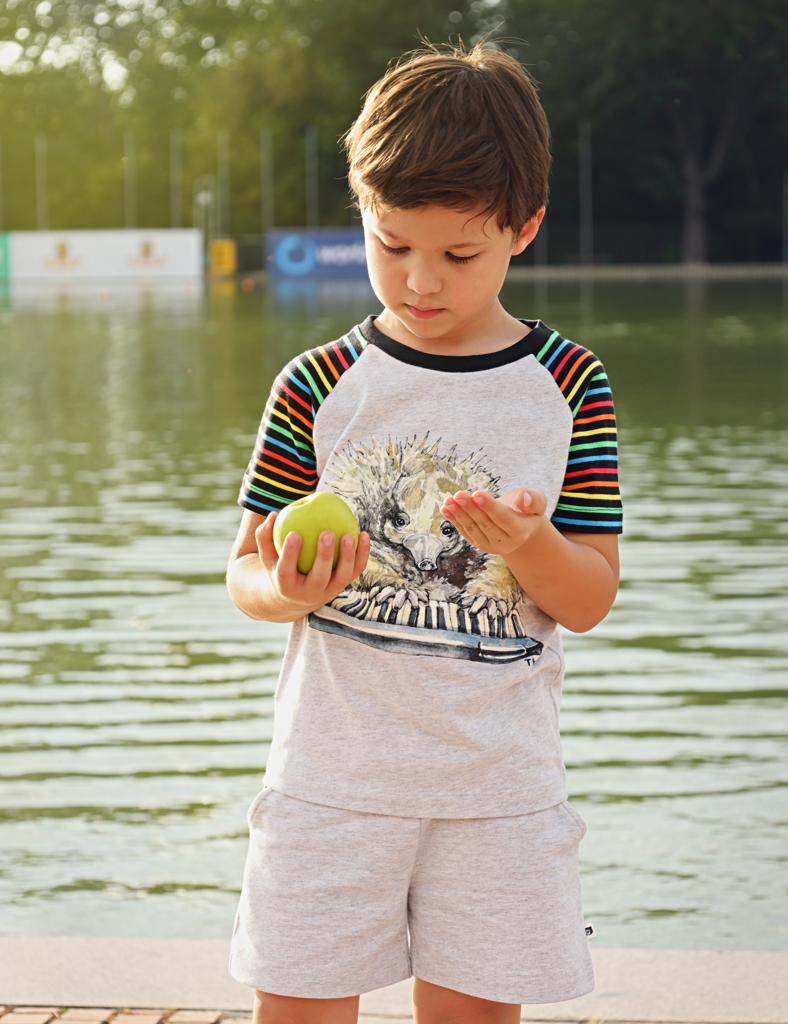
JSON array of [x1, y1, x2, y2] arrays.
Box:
[[239, 316, 622, 817]]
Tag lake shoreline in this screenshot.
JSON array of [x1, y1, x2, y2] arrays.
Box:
[[506, 262, 788, 281]]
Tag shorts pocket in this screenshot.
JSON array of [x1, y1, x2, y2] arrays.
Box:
[[247, 785, 274, 828], [560, 800, 588, 841]]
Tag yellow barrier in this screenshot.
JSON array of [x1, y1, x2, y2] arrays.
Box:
[[208, 238, 237, 276]]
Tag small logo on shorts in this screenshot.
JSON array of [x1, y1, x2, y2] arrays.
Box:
[[584, 922, 596, 938]]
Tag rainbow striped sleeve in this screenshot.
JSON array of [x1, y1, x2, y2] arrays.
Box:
[[238, 328, 368, 515], [536, 331, 623, 534]]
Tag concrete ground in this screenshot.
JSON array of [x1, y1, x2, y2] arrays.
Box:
[[1, 939, 787, 1023]]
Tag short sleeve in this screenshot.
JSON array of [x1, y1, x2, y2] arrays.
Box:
[[238, 356, 319, 515], [238, 332, 369, 515], [543, 342, 623, 534]]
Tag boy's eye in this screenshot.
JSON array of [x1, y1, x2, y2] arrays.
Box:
[[380, 241, 408, 256], [378, 240, 479, 264]]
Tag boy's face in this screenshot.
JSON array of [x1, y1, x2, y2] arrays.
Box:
[[363, 203, 540, 346]]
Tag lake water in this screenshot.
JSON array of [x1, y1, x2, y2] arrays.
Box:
[[1, 276, 787, 951]]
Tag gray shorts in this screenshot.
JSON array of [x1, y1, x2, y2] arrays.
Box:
[[229, 788, 594, 1005]]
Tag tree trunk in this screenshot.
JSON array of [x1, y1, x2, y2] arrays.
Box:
[[681, 152, 707, 264], [673, 79, 741, 265]]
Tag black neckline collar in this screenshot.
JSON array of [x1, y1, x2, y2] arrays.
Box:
[[357, 315, 551, 373]]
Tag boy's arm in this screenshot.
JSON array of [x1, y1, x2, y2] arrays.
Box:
[[230, 339, 372, 623], [440, 488, 618, 633], [227, 509, 370, 624]]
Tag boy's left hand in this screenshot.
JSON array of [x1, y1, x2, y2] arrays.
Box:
[[440, 488, 547, 556]]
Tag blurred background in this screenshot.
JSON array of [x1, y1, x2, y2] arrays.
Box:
[[0, 0, 787, 955], [1, 0, 788, 264]]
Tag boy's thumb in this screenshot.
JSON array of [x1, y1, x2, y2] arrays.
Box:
[[255, 512, 276, 553], [519, 487, 546, 516]]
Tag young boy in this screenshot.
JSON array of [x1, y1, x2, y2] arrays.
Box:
[[227, 43, 622, 1024]]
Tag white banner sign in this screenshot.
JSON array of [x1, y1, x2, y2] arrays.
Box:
[[9, 229, 203, 279]]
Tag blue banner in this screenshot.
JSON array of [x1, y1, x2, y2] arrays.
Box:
[[266, 229, 367, 278]]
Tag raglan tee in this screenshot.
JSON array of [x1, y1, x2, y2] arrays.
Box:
[[239, 316, 623, 818]]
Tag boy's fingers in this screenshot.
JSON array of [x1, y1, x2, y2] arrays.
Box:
[[469, 492, 524, 535], [350, 531, 371, 579], [442, 503, 482, 543], [305, 530, 336, 590], [441, 488, 547, 555], [326, 532, 369, 594], [441, 499, 474, 530], [331, 532, 359, 586], [444, 503, 504, 548], [448, 505, 485, 536], [449, 492, 508, 538], [468, 488, 547, 532], [274, 530, 303, 588]]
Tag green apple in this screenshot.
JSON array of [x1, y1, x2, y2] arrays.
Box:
[[273, 491, 359, 575]]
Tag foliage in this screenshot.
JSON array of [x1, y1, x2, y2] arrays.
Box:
[[1, 0, 787, 260], [0, 0, 465, 230], [493, 0, 788, 260]]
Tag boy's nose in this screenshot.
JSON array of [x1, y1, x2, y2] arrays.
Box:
[[406, 262, 441, 295]]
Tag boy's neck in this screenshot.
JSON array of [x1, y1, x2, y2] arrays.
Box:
[[374, 301, 531, 358]]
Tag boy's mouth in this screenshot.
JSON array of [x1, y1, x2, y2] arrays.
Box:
[[406, 304, 444, 320]]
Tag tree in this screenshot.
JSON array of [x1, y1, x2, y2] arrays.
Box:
[[499, 0, 788, 262]]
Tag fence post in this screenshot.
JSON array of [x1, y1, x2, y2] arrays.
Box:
[[579, 120, 593, 265], [260, 128, 274, 233], [123, 130, 136, 229], [193, 173, 218, 252], [35, 133, 48, 231], [305, 124, 319, 229], [782, 168, 788, 262], [170, 130, 183, 229], [217, 128, 230, 237]]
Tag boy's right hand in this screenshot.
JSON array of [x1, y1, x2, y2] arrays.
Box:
[[254, 511, 370, 619]]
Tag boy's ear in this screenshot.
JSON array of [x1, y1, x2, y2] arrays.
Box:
[[512, 208, 546, 256]]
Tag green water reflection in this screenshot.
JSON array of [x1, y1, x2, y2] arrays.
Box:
[[0, 277, 786, 949]]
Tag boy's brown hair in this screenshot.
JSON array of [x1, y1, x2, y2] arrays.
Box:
[[344, 42, 551, 233]]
